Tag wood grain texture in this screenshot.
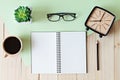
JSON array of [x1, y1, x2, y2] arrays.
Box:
[[21, 64, 38, 80], [0, 19, 4, 58], [0, 20, 120, 80], [114, 20, 120, 80], [99, 23, 115, 80], [40, 74, 57, 80]]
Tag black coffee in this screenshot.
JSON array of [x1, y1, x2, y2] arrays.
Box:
[[3, 37, 21, 54]]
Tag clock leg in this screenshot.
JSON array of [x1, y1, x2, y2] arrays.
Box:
[[86, 27, 89, 31], [99, 34, 103, 38]]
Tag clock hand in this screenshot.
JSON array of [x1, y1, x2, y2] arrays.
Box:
[[90, 20, 101, 22], [100, 12, 105, 22]]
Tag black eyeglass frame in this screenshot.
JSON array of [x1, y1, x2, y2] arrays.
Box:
[[47, 12, 76, 22]]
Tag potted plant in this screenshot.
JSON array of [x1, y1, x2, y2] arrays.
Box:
[[14, 6, 32, 23]]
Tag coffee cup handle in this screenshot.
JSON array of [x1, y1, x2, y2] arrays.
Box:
[[3, 53, 8, 58]]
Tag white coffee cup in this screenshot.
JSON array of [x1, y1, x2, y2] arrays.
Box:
[[3, 36, 22, 57]]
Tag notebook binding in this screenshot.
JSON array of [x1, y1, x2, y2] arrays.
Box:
[[56, 32, 61, 73]]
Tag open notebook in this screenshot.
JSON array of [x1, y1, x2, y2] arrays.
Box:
[[31, 32, 86, 74]]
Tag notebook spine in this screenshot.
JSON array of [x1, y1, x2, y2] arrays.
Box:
[[56, 32, 61, 73]]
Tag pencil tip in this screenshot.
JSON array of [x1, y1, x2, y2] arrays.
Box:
[[96, 40, 99, 44]]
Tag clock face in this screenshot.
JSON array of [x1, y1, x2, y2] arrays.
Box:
[[85, 6, 115, 35]]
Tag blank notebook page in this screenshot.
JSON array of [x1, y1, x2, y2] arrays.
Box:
[[31, 32, 57, 73], [61, 32, 86, 73], [31, 32, 86, 74]]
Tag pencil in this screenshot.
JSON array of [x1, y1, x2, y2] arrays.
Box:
[[96, 40, 100, 70]]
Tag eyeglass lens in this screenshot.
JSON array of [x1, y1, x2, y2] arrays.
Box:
[[63, 14, 75, 21], [48, 15, 60, 21]]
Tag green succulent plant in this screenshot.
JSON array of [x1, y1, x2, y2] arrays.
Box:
[[14, 6, 32, 22]]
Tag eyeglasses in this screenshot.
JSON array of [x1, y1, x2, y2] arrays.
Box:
[[47, 12, 76, 22]]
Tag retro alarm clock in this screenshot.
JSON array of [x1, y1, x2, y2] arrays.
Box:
[[85, 6, 116, 37]]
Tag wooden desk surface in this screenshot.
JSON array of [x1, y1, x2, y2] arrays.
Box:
[[0, 20, 120, 80]]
